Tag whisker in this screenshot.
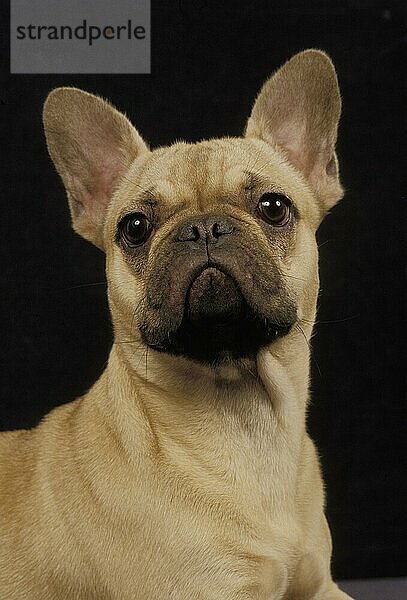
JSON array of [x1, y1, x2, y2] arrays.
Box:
[[61, 281, 107, 291], [295, 322, 322, 378], [317, 239, 333, 249], [145, 346, 149, 379], [300, 314, 360, 326], [280, 270, 309, 283], [114, 339, 145, 346]]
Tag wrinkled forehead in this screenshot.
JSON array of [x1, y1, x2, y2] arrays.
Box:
[[121, 137, 320, 221]]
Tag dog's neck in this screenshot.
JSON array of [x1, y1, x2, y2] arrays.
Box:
[[95, 324, 312, 462], [82, 325, 314, 517]]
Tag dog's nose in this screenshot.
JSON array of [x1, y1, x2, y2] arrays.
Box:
[[175, 215, 235, 244]]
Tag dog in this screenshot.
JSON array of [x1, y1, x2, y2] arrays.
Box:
[[0, 50, 353, 599]]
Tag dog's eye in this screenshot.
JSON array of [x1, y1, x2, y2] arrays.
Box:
[[257, 193, 291, 226], [119, 213, 152, 247]]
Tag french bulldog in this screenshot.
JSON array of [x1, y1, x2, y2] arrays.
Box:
[[0, 50, 353, 599]]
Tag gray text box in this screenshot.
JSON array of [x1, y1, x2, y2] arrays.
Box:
[[11, 0, 150, 73]]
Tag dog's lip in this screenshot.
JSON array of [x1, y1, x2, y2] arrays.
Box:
[[187, 263, 229, 289], [186, 265, 245, 322], [181, 262, 237, 305], [190, 261, 244, 290], [185, 263, 247, 309]]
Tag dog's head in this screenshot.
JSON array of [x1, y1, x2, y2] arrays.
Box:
[[43, 50, 342, 366]]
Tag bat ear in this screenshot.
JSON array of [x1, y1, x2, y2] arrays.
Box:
[[245, 50, 343, 213], [43, 87, 149, 250]]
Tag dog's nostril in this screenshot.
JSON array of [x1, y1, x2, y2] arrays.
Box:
[[176, 217, 235, 243], [211, 220, 234, 239], [189, 225, 200, 242], [176, 224, 201, 242], [212, 223, 222, 239]]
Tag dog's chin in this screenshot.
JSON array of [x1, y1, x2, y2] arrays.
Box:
[[144, 267, 294, 365], [161, 313, 292, 365]]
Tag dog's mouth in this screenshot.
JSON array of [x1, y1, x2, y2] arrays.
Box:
[[186, 267, 245, 322], [145, 266, 294, 364]]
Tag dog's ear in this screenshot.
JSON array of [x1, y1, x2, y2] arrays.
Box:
[[245, 49, 343, 213], [43, 87, 148, 249]]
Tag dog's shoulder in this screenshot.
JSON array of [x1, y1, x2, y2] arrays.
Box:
[[0, 427, 34, 478], [0, 401, 82, 509]]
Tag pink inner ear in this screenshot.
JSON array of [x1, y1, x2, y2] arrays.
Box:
[[275, 118, 309, 175], [73, 123, 129, 224]]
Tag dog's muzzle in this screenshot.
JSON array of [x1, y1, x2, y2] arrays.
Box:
[[140, 213, 296, 363]]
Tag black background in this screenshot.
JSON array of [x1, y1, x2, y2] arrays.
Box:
[[0, 0, 405, 581]]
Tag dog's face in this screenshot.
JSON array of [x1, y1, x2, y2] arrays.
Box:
[[106, 138, 314, 365], [43, 50, 342, 366]]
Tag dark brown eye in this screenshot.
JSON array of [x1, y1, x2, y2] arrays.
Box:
[[119, 213, 152, 247], [257, 193, 291, 226]]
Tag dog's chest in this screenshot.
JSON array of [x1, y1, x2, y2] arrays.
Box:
[[85, 437, 300, 599], [78, 492, 296, 600], [111, 406, 300, 598]]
